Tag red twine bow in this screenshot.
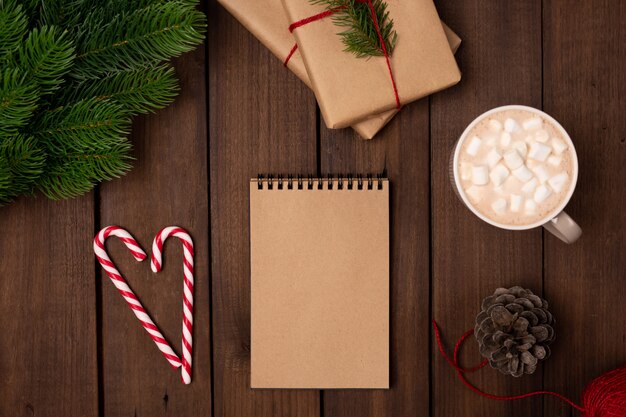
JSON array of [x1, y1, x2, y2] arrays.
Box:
[[284, 0, 401, 110]]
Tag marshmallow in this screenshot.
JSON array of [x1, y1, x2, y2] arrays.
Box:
[[551, 138, 568, 154], [488, 119, 503, 132], [465, 185, 483, 203], [491, 198, 507, 214], [524, 135, 535, 144], [528, 142, 552, 162], [503, 149, 524, 170], [521, 178, 538, 194], [500, 132, 512, 147], [548, 172, 569, 193], [484, 134, 498, 147], [490, 164, 510, 186], [532, 165, 550, 183], [512, 141, 528, 157], [525, 199, 537, 214], [460, 162, 473, 180], [534, 185, 552, 203], [547, 155, 562, 166], [534, 129, 550, 143], [512, 165, 534, 182], [510, 194, 523, 212], [522, 117, 543, 131], [504, 118, 522, 133], [486, 148, 502, 168], [494, 186, 508, 196], [466, 136, 482, 156], [471, 165, 489, 185]]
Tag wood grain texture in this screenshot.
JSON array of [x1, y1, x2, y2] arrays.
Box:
[[0, 196, 98, 417], [208, 1, 319, 416], [98, 47, 211, 415], [319, 101, 431, 416], [431, 2, 544, 417], [543, 1, 626, 415], [1, 2, 626, 416]]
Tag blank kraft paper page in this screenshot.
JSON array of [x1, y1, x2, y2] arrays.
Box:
[[250, 178, 389, 389]]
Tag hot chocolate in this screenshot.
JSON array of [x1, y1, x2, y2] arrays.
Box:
[[456, 108, 575, 226]]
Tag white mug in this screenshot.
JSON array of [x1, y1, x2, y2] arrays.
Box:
[[451, 105, 582, 243]]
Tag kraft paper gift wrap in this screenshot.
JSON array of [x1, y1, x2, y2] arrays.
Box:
[[217, 0, 461, 139], [282, 0, 462, 129]]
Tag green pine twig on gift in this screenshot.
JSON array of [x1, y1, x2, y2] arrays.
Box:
[[310, 0, 397, 58]]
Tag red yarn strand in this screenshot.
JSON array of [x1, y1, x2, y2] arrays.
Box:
[[284, 6, 345, 67], [362, 0, 401, 109], [283, 43, 299, 67], [288, 6, 346, 33], [432, 320, 586, 413]]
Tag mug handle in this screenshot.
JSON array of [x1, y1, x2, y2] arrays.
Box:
[[542, 211, 582, 243]]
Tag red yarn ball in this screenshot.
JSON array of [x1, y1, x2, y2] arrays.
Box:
[[581, 365, 626, 417]]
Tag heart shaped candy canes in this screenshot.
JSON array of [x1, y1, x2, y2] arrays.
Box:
[[93, 225, 194, 384]]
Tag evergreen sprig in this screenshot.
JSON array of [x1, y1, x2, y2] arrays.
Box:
[[310, 0, 397, 58], [0, 0, 206, 204], [73, 2, 205, 78], [0, 0, 27, 61], [62, 64, 179, 115]]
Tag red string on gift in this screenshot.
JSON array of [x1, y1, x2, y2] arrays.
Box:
[[284, 0, 401, 110], [432, 320, 626, 416]]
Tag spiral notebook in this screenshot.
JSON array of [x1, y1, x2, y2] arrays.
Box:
[[250, 176, 389, 389]]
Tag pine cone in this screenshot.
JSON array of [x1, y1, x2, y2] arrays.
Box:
[[475, 286, 555, 377]]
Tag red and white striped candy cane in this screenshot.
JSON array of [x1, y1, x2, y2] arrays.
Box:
[[151, 226, 194, 385], [93, 226, 194, 383]]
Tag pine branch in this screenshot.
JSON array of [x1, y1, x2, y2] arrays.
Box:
[[0, 67, 39, 137], [32, 98, 131, 155], [38, 140, 132, 199], [0, 155, 12, 203], [72, 1, 205, 78], [14, 26, 75, 95], [0, 0, 205, 203], [29, 0, 72, 27], [33, 98, 133, 199], [310, 0, 397, 58], [99, 0, 200, 19], [0, 0, 28, 61], [0, 134, 46, 203], [61, 64, 179, 115]]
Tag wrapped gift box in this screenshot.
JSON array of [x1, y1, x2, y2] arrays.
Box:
[[282, 0, 461, 129], [218, 0, 461, 139]]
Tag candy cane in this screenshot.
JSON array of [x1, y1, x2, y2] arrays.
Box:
[[93, 226, 194, 384], [151, 226, 194, 385]]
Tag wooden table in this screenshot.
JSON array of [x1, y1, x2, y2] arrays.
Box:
[[0, 1, 624, 416]]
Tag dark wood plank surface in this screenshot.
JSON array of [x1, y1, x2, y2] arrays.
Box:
[[431, 2, 544, 417], [0, 0, 624, 416], [543, 1, 626, 415], [98, 46, 211, 415], [0, 197, 98, 417], [320, 102, 431, 417], [208, 3, 319, 417]]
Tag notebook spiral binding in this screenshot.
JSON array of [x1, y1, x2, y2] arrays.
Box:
[[256, 174, 385, 190]]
